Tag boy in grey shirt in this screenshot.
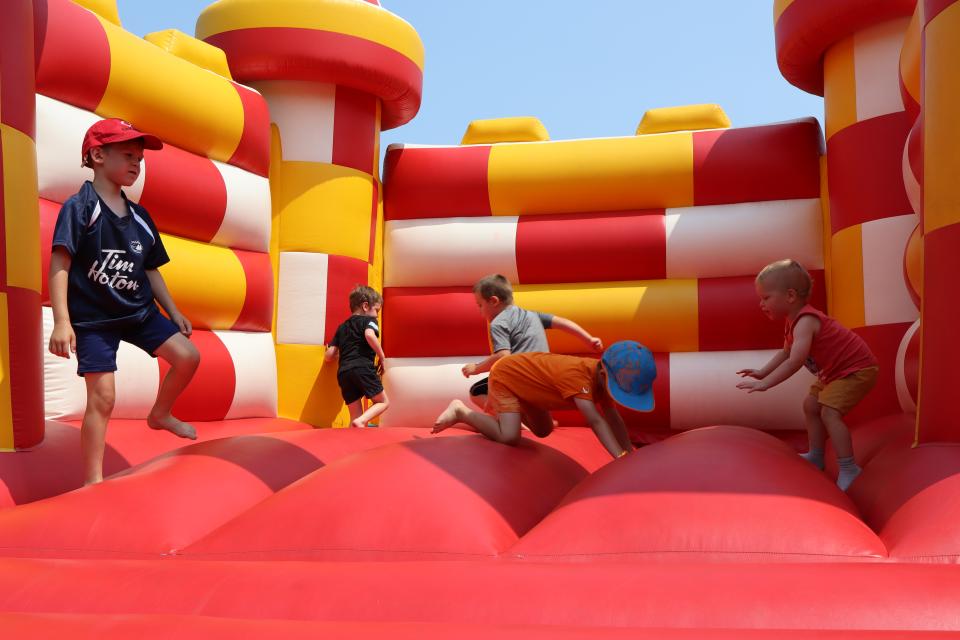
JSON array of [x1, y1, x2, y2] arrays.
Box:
[[463, 274, 603, 409]]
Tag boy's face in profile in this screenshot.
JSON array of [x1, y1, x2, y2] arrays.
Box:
[[474, 293, 504, 322], [89, 139, 145, 187], [755, 279, 798, 320]]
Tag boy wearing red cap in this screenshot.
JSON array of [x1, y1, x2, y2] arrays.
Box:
[[432, 340, 656, 459], [48, 119, 201, 485]]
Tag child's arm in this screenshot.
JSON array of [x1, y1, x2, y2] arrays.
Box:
[[737, 348, 789, 380], [462, 349, 510, 377], [365, 328, 386, 365], [573, 398, 630, 459], [146, 270, 191, 336], [48, 247, 76, 358], [324, 346, 339, 362], [551, 315, 603, 351], [737, 316, 819, 392]]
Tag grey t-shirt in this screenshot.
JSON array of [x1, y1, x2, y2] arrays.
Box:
[[490, 305, 553, 353]]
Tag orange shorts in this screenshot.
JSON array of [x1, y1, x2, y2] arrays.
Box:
[[809, 366, 879, 415], [487, 353, 598, 415]]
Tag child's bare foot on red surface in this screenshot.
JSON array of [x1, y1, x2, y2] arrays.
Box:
[[147, 412, 197, 440], [432, 399, 466, 434], [351, 419, 368, 428]]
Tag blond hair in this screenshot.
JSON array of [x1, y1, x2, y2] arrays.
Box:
[[756, 259, 813, 299], [473, 274, 513, 304], [348, 285, 383, 312]]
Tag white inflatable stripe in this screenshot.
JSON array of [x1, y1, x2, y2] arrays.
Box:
[[211, 159, 271, 252], [861, 213, 920, 326], [384, 216, 520, 287], [668, 350, 816, 431], [380, 356, 480, 428], [894, 319, 920, 414], [277, 252, 329, 345], [665, 198, 823, 279], [214, 330, 279, 419], [250, 80, 335, 163], [853, 18, 908, 123]]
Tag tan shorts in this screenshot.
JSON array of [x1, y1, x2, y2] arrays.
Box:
[[810, 366, 879, 415]]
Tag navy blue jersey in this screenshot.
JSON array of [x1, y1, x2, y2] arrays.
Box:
[[330, 314, 380, 373], [52, 181, 169, 329]]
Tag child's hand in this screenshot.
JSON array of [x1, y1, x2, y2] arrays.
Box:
[[171, 312, 192, 337], [462, 363, 478, 378], [589, 336, 604, 351], [49, 321, 76, 358], [376, 359, 385, 376], [737, 379, 769, 393], [737, 368, 762, 379]]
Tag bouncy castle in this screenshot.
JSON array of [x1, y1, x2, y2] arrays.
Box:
[[0, 0, 959, 635]]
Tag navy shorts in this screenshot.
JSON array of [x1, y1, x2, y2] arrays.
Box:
[[74, 310, 181, 376], [337, 366, 384, 404]]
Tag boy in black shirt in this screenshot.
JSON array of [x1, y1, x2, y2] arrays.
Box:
[[325, 285, 390, 428], [48, 119, 201, 485], [325, 286, 389, 428]]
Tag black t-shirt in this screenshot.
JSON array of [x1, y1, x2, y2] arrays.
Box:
[[330, 314, 380, 372], [52, 181, 169, 329]]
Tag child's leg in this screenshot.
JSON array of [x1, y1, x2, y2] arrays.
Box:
[[821, 406, 861, 490], [801, 394, 826, 470], [518, 401, 554, 438], [148, 333, 200, 439], [81, 372, 115, 485], [351, 391, 389, 429], [346, 399, 364, 424], [470, 394, 488, 410], [432, 399, 522, 444]]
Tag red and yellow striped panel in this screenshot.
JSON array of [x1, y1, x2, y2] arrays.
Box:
[[774, 0, 916, 95], [34, 0, 270, 176], [38, 201, 273, 332], [381, 272, 826, 358], [275, 343, 350, 428], [197, 0, 423, 130], [383, 121, 821, 221], [918, 0, 960, 443], [0, 1, 43, 450], [36, 95, 271, 253]]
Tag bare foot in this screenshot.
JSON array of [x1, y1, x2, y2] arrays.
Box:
[[83, 477, 103, 487], [351, 419, 367, 429], [147, 413, 197, 440], [432, 399, 466, 434]]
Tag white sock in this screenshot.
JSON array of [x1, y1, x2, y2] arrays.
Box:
[[836, 456, 862, 491], [799, 447, 825, 470]]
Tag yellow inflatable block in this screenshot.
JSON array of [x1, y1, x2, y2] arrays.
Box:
[[461, 117, 549, 145], [95, 16, 246, 166], [276, 343, 350, 427], [73, 0, 122, 26], [923, 3, 960, 233], [1, 125, 40, 294], [824, 36, 857, 140], [635, 104, 730, 135], [514, 280, 699, 353], [197, 0, 425, 70], [157, 235, 246, 330], [488, 133, 694, 215], [830, 225, 866, 329], [274, 162, 374, 260], [145, 29, 233, 80]]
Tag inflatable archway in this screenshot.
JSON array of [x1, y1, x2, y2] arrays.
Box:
[[1, 0, 959, 636]]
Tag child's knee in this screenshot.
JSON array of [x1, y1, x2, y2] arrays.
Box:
[[819, 405, 843, 422], [176, 342, 201, 370], [498, 431, 522, 445], [88, 387, 116, 414], [803, 395, 821, 416]]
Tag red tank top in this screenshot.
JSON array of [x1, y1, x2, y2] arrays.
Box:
[[785, 305, 878, 383]]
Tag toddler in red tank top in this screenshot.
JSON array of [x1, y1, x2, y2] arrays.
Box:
[[736, 259, 878, 491]]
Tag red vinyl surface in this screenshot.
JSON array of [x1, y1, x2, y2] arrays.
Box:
[[384, 144, 492, 220]]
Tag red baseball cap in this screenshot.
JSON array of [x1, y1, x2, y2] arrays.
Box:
[[81, 118, 163, 164]]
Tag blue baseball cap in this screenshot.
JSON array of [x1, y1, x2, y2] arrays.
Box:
[[600, 341, 656, 412]]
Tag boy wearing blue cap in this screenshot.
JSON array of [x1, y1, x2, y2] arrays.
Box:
[[433, 341, 656, 459]]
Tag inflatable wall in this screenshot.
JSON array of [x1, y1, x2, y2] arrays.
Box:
[[0, 0, 959, 637]]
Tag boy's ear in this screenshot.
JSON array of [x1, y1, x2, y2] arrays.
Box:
[[88, 146, 106, 165], [489, 295, 500, 306]]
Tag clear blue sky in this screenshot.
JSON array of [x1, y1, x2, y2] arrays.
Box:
[[118, 0, 824, 152]]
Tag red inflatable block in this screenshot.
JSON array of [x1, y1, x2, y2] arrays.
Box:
[[1, 0, 36, 137], [692, 120, 822, 206], [516, 210, 666, 284], [184, 435, 593, 560], [383, 145, 491, 220], [383, 287, 489, 357], [510, 426, 886, 561], [333, 85, 377, 174]]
